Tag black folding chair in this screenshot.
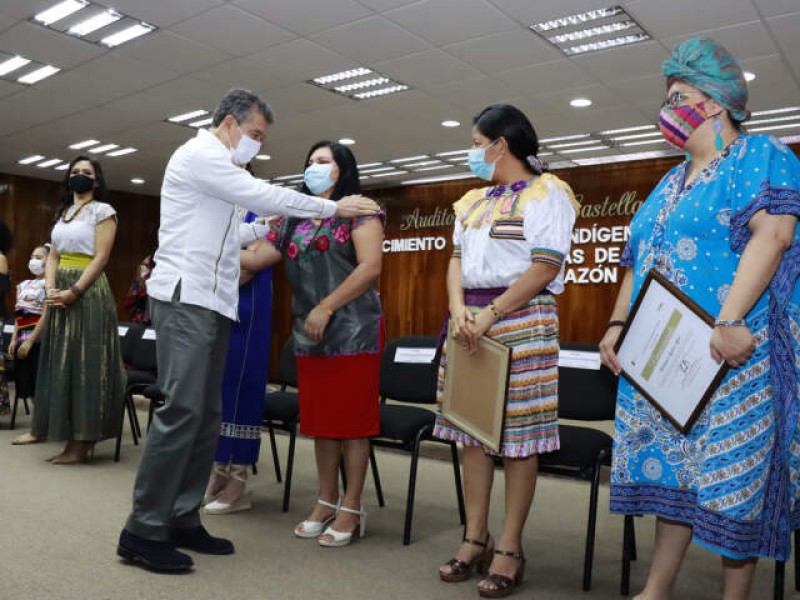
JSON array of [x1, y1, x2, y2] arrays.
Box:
[[262, 337, 301, 512], [537, 342, 621, 591], [370, 336, 466, 545], [115, 323, 155, 461]]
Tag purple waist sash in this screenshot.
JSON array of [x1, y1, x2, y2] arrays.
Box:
[[435, 287, 508, 362]]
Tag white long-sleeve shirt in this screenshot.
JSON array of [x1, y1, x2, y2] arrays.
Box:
[[147, 129, 336, 320]]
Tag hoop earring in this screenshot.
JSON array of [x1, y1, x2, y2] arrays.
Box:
[[713, 117, 724, 151]]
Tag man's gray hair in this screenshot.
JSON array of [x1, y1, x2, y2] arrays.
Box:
[[211, 88, 274, 127]]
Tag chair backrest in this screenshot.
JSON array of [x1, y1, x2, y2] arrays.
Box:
[[119, 322, 145, 366], [558, 342, 618, 421], [379, 336, 439, 405], [126, 324, 157, 373], [279, 336, 298, 388]]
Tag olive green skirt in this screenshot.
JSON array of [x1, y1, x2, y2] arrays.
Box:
[[32, 268, 125, 442]]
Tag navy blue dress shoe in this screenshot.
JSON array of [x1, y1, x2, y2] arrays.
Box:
[[172, 525, 235, 555], [117, 529, 194, 573]]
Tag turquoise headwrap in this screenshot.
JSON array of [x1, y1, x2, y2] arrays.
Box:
[[662, 37, 750, 122]]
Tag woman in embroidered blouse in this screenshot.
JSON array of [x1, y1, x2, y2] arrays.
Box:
[[241, 140, 383, 547], [435, 104, 578, 598], [7, 244, 49, 420], [599, 38, 800, 599], [13, 155, 125, 462]]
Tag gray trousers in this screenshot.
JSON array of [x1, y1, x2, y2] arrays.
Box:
[[124, 294, 231, 541]]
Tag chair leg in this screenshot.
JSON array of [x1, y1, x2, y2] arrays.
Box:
[[449, 442, 466, 526], [583, 452, 605, 592], [403, 429, 427, 545], [125, 394, 139, 446], [282, 424, 297, 513], [147, 402, 155, 433], [775, 560, 785, 600], [267, 425, 282, 483], [23, 397, 30, 415], [130, 395, 142, 438], [9, 393, 18, 430], [114, 398, 125, 463], [340, 457, 348, 492], [369, 443, 385, 507], [251, 463, 258, 476], [794, 530, 800, 592], [621, 514, 635, 596]]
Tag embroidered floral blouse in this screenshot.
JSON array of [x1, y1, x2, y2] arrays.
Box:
[[267, 214, 384, 356], [452, 173, 579, 293]]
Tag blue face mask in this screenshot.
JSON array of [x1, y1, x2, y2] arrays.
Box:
[[467, 140, 499, 181], [303, 162, 335, 195]]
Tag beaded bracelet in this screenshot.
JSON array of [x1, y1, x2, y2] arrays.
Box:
[[69, 284, 83, 297], [488, 302, 504, 321], [714, 319, 747, 328], [606, 320, 626, 329]]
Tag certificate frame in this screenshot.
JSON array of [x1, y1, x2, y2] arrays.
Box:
[[441, 324, 512, 452], [614, 269, 729, 434]]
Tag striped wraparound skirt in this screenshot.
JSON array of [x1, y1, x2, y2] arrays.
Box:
[[433, 294, 560, 458], [32, 267, 125, 442]]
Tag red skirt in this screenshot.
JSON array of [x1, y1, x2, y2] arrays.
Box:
[[296, 351, 381, 439]]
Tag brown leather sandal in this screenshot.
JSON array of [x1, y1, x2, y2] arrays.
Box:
[[477, 549, 525, 598], [439, 533, 494, 583]]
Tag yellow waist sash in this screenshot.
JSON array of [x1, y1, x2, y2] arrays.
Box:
[[59, 252, 92, 268]]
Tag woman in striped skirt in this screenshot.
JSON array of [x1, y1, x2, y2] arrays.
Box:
[[435, 105, 578, 598]]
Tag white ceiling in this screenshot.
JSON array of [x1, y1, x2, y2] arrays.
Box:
[[0, 0, 798, 195]]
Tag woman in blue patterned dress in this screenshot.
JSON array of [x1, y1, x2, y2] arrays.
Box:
[[600, 38, 800, 599]]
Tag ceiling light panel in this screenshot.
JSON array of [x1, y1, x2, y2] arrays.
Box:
[[165, 109, 214, 130], [0, 52, 60, 85], [530, 6, 651, 56], [31, 1, 156, 48], [309, 68, 410, 101]]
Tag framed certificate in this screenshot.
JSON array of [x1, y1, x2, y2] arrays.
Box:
[[615, 270, 729, 434], [441, 324, 512, 452]]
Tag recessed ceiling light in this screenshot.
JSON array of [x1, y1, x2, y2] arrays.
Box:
[[37, 158, 63, 168], [17, 65, 60, 85], [570, 98, 592, 108], [360, 166, 397, 174], [610, 131, 663, 141], [34, 0, 89, 27], [559, 145, 609, 154], [353, 85, 408, 100], [751, 106, 800, 116], [19, 155, 45, 165], [370, 170, 408, 177], [548, 139, 602, 149], [539, 133, 591, 143], [338, 138, 356, 145], [620, 139, 667, 147], [390, 155, 429, 163], [435, 149, 471, 157], [0, 56, 31, 77], [441, 120, 460, 128], [414, 164, 454, 172], [100, 23, 155, 47], [106, 147, 137, 157], [68, 9, 121, 36], [273, 173, 303, 181], [88, 143, 119, 154], [189, 117, 213, 128], [131, 178, 145, 184], [744, 71, 756, 82], [357, 162, 382, 168], [532, 6, 623, 32], [599, 125, 656, 135], [335, 77, 390, 93], [168, 109, 208, 123], [313, 68, 373, 85], [401, 173, 475, 186], [748, 122, 800, 133], [69, 139, 100, 149], [403, 160, 442, 168], [255, 154, 271, 161], [55, 163, 70, 170]]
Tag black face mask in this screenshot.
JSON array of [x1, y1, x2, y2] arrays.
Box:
[[68, 174, 95, 194]]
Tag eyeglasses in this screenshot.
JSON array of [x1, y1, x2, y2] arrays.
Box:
[[662, 90, 705, 109]]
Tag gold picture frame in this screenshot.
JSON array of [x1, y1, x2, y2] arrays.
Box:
[[441, 323, 512, 452]]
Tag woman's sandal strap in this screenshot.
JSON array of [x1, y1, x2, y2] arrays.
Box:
[[317, 499, 338, 510], [463, 536, 488, 548], [494, 549, 524, 560], [480, 573, 514, 590]]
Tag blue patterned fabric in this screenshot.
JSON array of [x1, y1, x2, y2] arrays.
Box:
[[215, 211, 274, 465], [663, 37, 750, 122], [612, 135, 800, 560]]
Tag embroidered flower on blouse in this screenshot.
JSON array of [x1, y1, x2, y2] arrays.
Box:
[[675, 237, 697, 261], [287, 241, 299, 259], [266, 229, 279, 243], [716, 208, 731, 226], [717, 284, 731, 305], [315, 235, 330, 252], [642, 457, 663, 480], [333, 224, 350, 244], [295, 220, 314, 234], [510, 180, 528, 193]]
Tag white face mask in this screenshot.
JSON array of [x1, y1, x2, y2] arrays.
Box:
[[28, 258, 45, 276], [230, 123, 261, 166]]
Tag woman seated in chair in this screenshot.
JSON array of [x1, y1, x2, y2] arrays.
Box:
[[240, 140, 383, 547], [435, 104, 578, 598]]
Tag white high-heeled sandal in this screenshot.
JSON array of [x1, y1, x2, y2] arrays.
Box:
[[202, 462, 230, 506], [204, 464, 252, 515], [318, 505, 367, 548], [294, 499, 339, 539]]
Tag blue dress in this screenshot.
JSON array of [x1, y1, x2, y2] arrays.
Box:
[[215, 211, 273, 465], [610, 135, 800, 560]]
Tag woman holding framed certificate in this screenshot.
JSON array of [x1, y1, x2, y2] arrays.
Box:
[[599, 37, 800, 599], [434, 104, 578, 598]]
